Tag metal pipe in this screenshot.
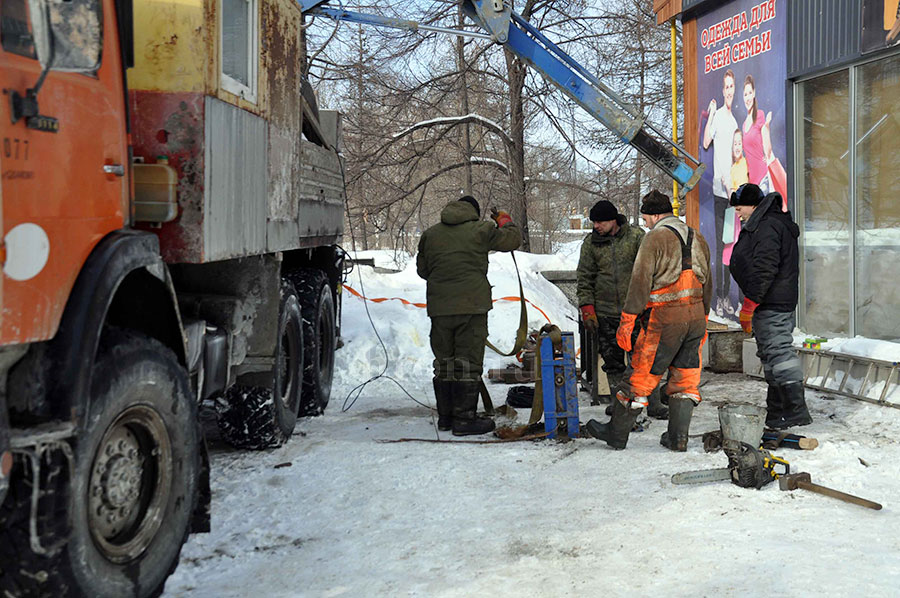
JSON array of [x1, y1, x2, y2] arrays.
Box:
[[309, 7, 493, 40], [671, 18, 679, 213]]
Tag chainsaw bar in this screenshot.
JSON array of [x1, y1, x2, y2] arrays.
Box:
[[671, 467, 731, 485]]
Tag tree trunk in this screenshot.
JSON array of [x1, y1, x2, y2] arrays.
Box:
[[505, 50, 531, 252], [457, 6, 473, 195]]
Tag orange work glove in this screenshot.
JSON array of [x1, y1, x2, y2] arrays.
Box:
[[616, 312, 638, 352], [739, 299, 759, 334], [490, 207, 512, 228], [580, 305, 599, 333]]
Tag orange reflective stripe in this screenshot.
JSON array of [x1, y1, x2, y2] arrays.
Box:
[[647, 270, 704, 308]]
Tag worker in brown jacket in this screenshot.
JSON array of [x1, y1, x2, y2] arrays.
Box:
[[586, 190, 712, 451]]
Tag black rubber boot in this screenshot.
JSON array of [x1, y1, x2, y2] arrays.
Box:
[[585, 398, 642, 450], [451, 380, 496, 436], [433, 378, 453, 431], [647, 385, 669, 420], [772, 382, 812, 429], [764, 383, 783, 428], [659, 396, 694, 451]]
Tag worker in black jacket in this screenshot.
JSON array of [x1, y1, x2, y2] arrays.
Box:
[[729, 184, 811, 429]]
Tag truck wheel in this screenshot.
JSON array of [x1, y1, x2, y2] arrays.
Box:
[[217, 282, 304, 449], [288, 269, 336, 416], [0, 328, 201, 598]]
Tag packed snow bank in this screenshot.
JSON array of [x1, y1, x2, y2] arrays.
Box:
[[335, 248, 579, 411], [801, 336, 900, 363], [163, 245, 900, 598]]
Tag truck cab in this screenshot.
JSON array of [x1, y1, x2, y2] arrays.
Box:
[[1, 0, 345, 595]]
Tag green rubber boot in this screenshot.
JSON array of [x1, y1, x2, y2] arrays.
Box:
[[659, 396, 694, 452], [647, 385, 669, 420]]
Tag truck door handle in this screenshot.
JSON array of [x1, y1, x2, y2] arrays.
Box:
[[103, 163, 125, 176]]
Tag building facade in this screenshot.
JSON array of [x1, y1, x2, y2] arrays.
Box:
[[656, 0, 899, 341]]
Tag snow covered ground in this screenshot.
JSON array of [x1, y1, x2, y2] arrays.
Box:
[[163, 247, 900, 598]]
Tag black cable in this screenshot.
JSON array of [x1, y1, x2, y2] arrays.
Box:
[[333, 154, 439, 436], [338, 248, 433, 414]]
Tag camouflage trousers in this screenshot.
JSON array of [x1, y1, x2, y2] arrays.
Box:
[[429, 314, 488, 382]]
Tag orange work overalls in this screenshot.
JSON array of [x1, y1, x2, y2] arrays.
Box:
[[627, 226, 708, 402]]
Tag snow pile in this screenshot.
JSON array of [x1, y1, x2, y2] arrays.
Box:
[[336, 248, 579, 412], [807, 336, 900, 363]]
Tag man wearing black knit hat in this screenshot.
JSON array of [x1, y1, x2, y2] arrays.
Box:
[[729, 183, 810, 430], [585, 190, 712, 452], [417, 196, 521, 436], [575, 200, 667, 416]]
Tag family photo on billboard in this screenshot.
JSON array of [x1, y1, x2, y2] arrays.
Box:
[[696, 0, 787, 321]]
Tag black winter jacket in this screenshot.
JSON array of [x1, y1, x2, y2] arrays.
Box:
[[730, 192, 800, 312]]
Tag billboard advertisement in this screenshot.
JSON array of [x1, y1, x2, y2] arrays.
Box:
[[696, 0, 787, 320], [862, 0, 900, 53]]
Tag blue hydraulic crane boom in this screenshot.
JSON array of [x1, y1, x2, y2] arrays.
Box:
[[299, 0, 705, 197]]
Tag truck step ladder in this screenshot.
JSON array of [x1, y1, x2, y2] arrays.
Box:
[[540, 331, 580, 439]]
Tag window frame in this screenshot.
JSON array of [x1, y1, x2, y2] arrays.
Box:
[[219, 0, 258, 104], [793, 49, 900, 338]]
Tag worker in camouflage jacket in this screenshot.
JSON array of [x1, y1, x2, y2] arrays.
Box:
[[417, 196, 521, 436], [576, 200, 666, 419], [586, 190, 712, 451]]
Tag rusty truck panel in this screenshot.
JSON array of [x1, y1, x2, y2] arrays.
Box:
[[128, 0, 344, 264], [203, 97, 269, 261]]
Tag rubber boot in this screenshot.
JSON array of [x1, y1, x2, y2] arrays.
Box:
[[772, 382, 812, 429], [659, 396, 694, 452], [646, 385, 669, 420], [603, 371, 623, 415], [451, 380, 496, 437], [432, 378, 453, 431], [585, 396, 643, 450], [599, 370, 624, 404], [764, 383, 783, 429]]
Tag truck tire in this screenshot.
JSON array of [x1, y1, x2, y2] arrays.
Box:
[[0, 328, 201, 598], [288, 269, 336, 416], [217, 281, 304, 449]]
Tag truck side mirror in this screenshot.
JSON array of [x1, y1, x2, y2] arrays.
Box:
[[26, 0, 52, 66], [41, 0, 103, 72], [10, 0, 102, 128]]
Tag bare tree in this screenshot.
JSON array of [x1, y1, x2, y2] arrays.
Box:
[[301, 0, 681, 251]]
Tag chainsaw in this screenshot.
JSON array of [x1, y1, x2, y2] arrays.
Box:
[[672, 442, 789, 489]]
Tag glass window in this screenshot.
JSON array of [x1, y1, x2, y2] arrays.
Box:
[[222, 0, 257, 102], [1, 0, 37, 58], [797, 70, 851, 337], [855, 54, 900, 339], [48, 0, 103, 73]]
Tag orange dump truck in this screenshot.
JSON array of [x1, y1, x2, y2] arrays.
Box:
[[1, 0, 344, 594]]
